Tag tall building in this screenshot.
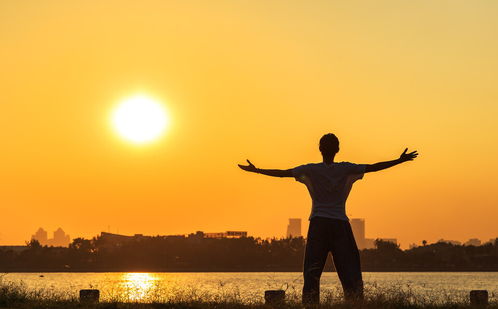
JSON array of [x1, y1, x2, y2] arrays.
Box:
[[350, 218, 366, 249], [31, 228, 70, 247], [286, 218, 302, 238], [350, 218, 397, 249], [31, 228, 48, 245], [363, 238, 376, 249], [47, 228, 70, 247]]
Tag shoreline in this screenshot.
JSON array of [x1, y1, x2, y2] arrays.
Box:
[[1, 301, 497, 309], [0, 269, 498, 275]]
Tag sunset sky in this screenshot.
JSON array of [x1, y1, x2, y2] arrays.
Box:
[[1, 1, 497, 247]]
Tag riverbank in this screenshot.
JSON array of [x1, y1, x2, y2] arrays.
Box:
[[2, 302, 498, 309], [3, 238, 496, 273], [1, 299, 498, 309], [3, 268, 498, 272], [1, 280, 497, 309]]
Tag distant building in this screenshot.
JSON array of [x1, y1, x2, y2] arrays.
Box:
[[165, 235, 187, 239], [31, 227, 70, 247], [437, 239, 462, 246], [464, 238, 481, 246], [226, 231, 247, 238], [47, 228, 70, 247], [98, 232, 147, 248], [377, 238, 398, 245], [350, 219, 365, 249], [205, 232, 226, 238], [188, 231, 205, 238], [32, 228, 48, 245], [349, 218, 397, 249], [286, 218, 302, 238], [484, 238, 498, 245], [100, 232, 147, 241], [364, 238, 376, 249], [204, 231, 248, 238]]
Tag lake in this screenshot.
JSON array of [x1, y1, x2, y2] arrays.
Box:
[[1, 272, 497, 304]]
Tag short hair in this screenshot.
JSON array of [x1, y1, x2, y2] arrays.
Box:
[[319, 133, 339, 156]]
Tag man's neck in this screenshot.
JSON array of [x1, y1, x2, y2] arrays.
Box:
[[322, 156, 335, 165]]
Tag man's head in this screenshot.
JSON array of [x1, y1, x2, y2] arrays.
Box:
[[319, 133, 339, 157]]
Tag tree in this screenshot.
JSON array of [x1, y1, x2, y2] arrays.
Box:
[[26, 239, 42, 249], [375, 239, 400, 251]]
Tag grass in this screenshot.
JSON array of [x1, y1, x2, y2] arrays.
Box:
[[1, 276, 497, 309]]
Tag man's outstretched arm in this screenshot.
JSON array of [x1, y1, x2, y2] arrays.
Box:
[[238, 160, 293, 177], [365, 148, 418, 173]]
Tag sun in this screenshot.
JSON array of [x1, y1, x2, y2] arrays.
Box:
[[112, 95, 169, 144]]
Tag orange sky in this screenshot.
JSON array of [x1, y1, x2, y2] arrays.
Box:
[[1, 1, 497, 248]]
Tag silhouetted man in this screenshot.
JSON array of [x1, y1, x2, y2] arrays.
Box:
[[238, 133, 418, 304]]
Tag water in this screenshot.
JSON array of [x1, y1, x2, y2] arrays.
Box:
[[1, 272, 497, 304]]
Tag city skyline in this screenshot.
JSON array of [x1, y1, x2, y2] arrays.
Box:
[[6, 219, 494, 250], [31, 227, 71, 247], [3, 230, 496, 273]]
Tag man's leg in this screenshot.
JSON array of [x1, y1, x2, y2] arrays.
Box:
[[329, 220, 364, 301], [302, 218, 330, 305]]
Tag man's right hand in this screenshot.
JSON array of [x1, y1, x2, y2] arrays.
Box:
[[365, 148, 419, 173], [399, 148, 419, 162]]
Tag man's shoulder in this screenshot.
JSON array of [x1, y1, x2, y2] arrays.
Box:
[[292, 163, 321, 174], [296, 162, 357, 169], [295, 162, 321, 167], [337, 161, 360, 167], [337, 161, 367, 175], [334, 162, 363, 172], [301, 162, 322, 168]]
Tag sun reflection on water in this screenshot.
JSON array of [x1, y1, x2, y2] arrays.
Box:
[[121, 273, 158, 301]]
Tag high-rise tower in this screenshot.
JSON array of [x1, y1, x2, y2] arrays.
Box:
[[286, 218, 302, 238], [350, 218, 366, 249]]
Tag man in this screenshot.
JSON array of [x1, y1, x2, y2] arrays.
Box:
[[238, 133, 418, 304]]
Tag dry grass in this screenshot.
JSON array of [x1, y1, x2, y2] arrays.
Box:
[[1, 274, 497, 309]]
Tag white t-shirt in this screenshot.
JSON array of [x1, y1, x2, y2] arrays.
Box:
[[292, 162, 366, 221]]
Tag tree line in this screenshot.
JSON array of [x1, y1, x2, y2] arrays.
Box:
[[0, 235, 497, 272]]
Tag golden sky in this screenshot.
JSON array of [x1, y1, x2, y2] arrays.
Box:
[[1, 1, 497, 247]]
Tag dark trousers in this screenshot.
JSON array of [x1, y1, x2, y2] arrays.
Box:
[[302, 217, 364, 304]]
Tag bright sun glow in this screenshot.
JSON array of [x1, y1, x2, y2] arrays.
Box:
[[112, 95, 169, 144], [121, 273, 157, 301]]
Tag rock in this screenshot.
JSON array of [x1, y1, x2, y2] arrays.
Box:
[[79, 289, 100, 303], [265, 290, 285, 305], [470, 290, 488, 306]]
